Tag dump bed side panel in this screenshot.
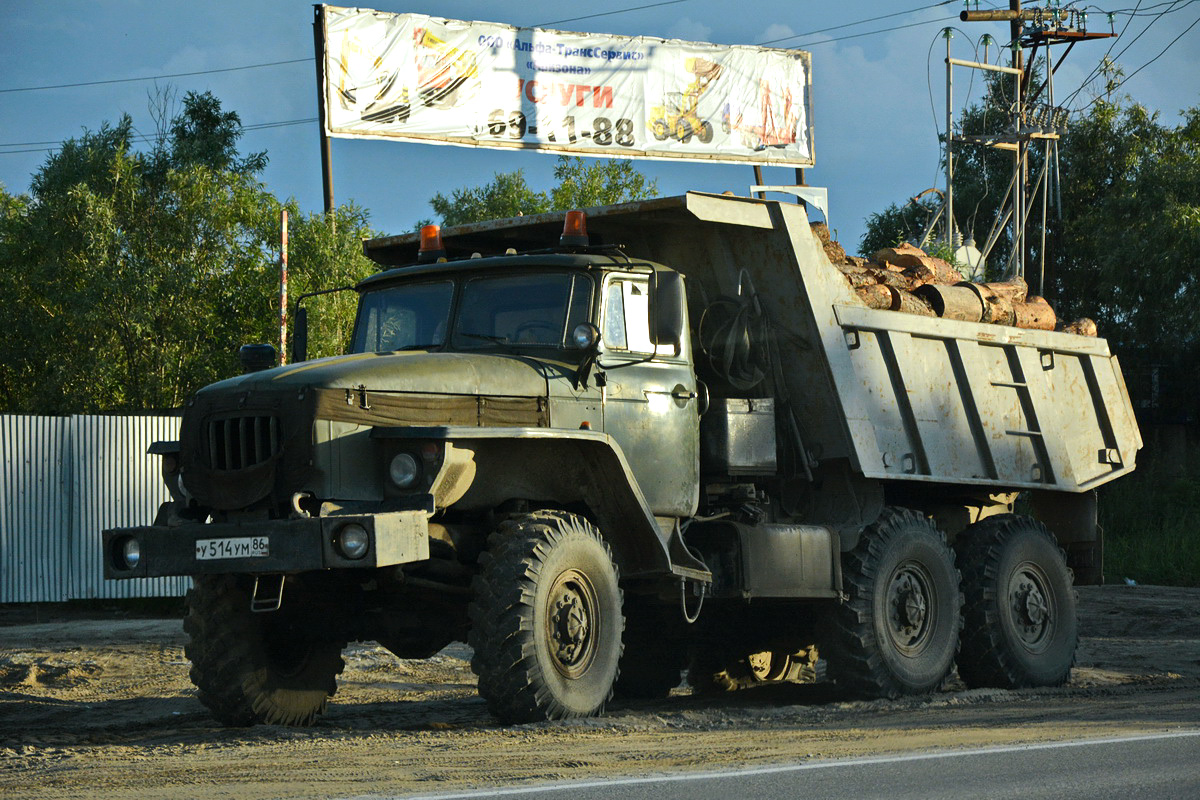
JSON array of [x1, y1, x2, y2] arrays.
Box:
[[831, 304, 1141, 489]]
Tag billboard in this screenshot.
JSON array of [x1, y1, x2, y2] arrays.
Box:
[[318, 6, 814, 166]]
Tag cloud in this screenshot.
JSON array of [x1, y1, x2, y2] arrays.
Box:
[[758, 23, 796, 45], [666, 18, 713, 43]]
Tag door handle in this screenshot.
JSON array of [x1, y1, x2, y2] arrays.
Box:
[[671, 388, 697, 401]]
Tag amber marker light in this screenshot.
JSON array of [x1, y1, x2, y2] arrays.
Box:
[[418, 224, 446, 262], [560, 210, 589, 247]]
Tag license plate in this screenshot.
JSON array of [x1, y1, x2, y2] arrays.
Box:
[[195, 536, 270, 560]]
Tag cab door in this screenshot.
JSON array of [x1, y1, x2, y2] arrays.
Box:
[[599, 274, 699, 517]]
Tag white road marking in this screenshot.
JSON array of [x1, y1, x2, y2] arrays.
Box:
[[369, 729, 1200, 800]]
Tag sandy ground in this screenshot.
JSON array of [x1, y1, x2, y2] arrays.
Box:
[[2, 585, 1199, 800]]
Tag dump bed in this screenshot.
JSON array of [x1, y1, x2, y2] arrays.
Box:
[[365, 192, 1141, 492]]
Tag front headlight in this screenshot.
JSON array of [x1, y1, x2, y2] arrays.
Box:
[[121, 537, 141, 569], [389, 452, 420, 488], [336, 523, 370, 560]]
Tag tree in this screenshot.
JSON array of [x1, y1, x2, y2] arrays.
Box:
[[426, 156, 658, 226], [0, 92, 377, 414]]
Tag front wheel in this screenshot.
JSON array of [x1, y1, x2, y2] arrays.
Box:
[[184, 575, 345, 726], [469, 511, 624, 722], [955, 515, 1077, 688], [824, 508, 962, 698]]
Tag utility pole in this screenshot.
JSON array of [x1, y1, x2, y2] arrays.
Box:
[[279, 209, 289, 365], [313, 5, 335, 217], [1011, 0, 1030, 277], [958, 3, 1111, 282]]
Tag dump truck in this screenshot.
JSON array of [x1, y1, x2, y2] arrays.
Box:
[[103, 192, 1140, 725]]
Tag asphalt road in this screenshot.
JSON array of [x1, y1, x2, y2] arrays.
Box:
[[381, 731, 1200, 800]]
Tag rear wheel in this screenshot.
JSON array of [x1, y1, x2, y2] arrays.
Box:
[[184, 575, 344, 726], [956, 515, 1077, 688], [652, 119, 669, 141], [698, 121, 714, 143], [824, 508, 961, 698], [469, 511, 624, 722]]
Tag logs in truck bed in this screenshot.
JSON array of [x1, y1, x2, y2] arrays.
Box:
[[811, 224, 1096, 336]]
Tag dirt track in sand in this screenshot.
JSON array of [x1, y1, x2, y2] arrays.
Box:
[[2, 585, 1199, 800]]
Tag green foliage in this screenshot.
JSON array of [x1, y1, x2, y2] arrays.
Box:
[[548, 156, 657, 210], [160, 91, 268, 176], [427, 156, 658, 226], [429, 169, 548, 226], [1100, 467, 1200, 586], [859, 197, 941, 256], [281, 203, 378, 360], [0, 93, 376, 414]]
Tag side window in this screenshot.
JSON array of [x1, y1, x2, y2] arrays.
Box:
[[604, 281, 627, 349], [603, 277, 661, 355]]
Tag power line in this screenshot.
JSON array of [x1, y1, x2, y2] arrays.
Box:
[[0, 118, 317, 155], [0, 58, 310, 94], [759, 1, 956, 46], [1, 1, 699, 95], [537, 0, 693, 28], [1077, 10, 1200, 111], [790, 15, 960, 48], [1062, 0, 1185, 110]]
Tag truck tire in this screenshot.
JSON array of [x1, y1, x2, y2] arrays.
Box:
[[468, 511, 624, 722], [614, 598, 686, 699], [184, 575, 345, 727], [955, 515, 1077, 688], [825, 508, 962, 699]]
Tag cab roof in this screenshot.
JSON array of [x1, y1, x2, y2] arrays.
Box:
[[362, 194, 710, 267], [355, 251, 658, 291]]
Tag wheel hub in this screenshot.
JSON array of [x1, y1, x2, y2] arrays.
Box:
[[552, 590, 589, 662], [1010, 565, 1053, 649], [886, 563, 935, 655], [546, 569, 599, 679]]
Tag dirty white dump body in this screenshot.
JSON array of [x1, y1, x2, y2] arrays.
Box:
[[365, 192, 1141, 493]]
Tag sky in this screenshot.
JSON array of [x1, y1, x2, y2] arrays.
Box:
[[2, 1, 1198, 253]]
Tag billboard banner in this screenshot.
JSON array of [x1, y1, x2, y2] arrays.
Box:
[[319, 6, 814, 166]]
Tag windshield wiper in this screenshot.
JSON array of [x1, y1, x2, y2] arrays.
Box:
[[394, 343, 442, 351], [460, 332, 511, 345]]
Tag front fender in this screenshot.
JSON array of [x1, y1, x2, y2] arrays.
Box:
[[372, 426, 709, 583]]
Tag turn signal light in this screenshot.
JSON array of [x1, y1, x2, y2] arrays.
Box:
[[418, 224, 446, 262], [560, 210, 589, 247]]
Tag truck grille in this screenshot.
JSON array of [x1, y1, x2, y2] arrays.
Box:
[[208, 415, 280, 470]]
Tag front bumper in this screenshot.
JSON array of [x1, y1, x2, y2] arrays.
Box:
[[103, 509, 431, 579]]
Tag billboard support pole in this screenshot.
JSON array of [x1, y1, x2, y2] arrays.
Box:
[[313, 4, 335, 219]]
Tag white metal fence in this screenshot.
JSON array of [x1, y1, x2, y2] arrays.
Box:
[[0, 414, 189, 603]]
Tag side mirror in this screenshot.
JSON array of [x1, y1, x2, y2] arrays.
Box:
[[238, 343, 277, 373], [291, 307, 308, 364], [648, 270, 685, 353]]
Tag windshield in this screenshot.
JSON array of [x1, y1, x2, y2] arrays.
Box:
[[351, 281, 453, 353], [452, 273, 592, 348], [350, 272, 593, 354]]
